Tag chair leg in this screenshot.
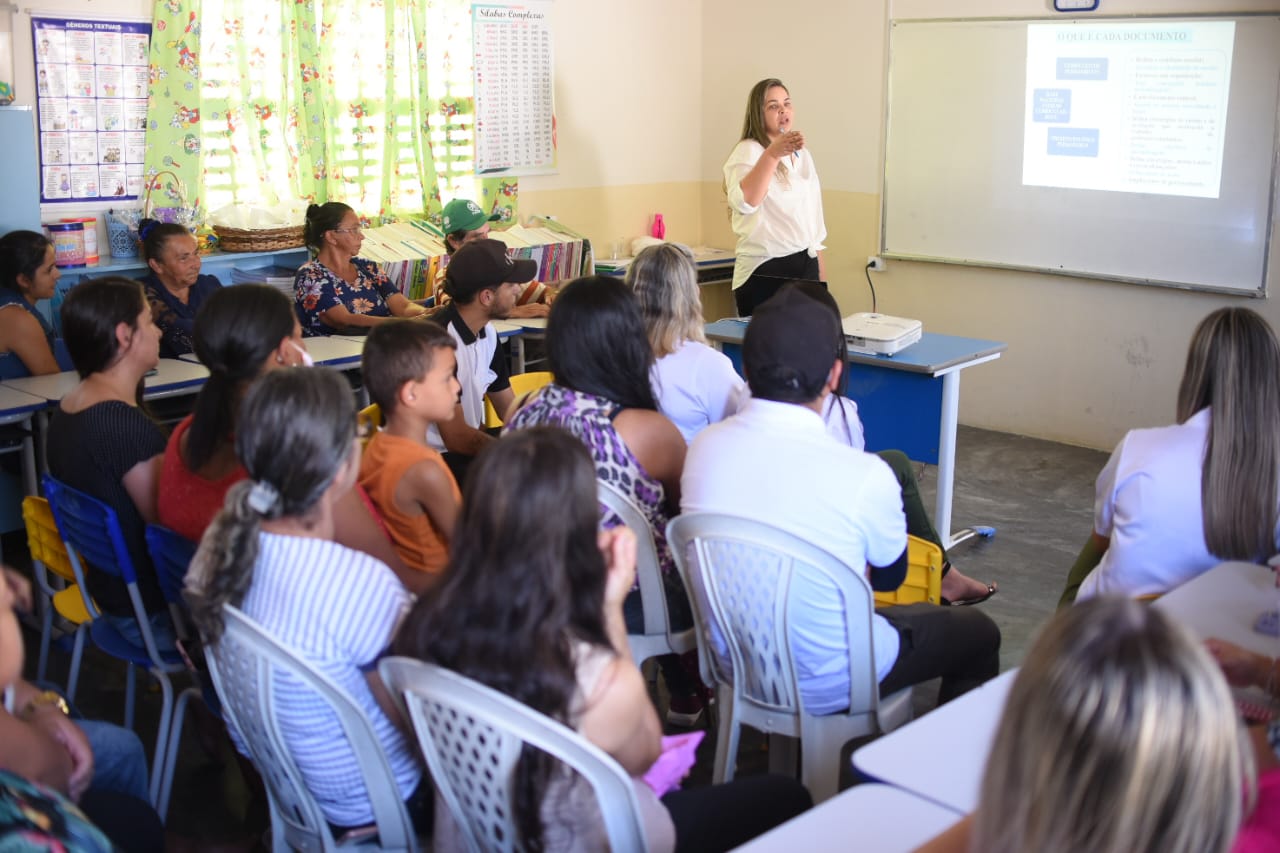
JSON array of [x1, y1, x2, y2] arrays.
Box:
[[66, 626, 86, 705], [157, 687, 198, 821], [37, 605, 53, 684], [800, 724, 853, 805], [712, 689, 739, 784], [147, 671, 175, 809], [124, 664, 137, 731]]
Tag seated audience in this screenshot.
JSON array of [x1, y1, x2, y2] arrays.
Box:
[[138, 220, 223, 357], [46, 276, 173, 652], [682, 287, 1000, 715], [917, 598, 1250, 853], [427, 237, 535, 482], [395, 427, 812, 852], [625, 242, 746, 442], [1, 568, 164, 853], [157, 284, 407, 579], [1061, 307, 1280, 605], [358, 321, 462, 593], [0, 229, 65, 377], [433, 198, 551, 318], [294, 202, 427, 336], [185, 368, 426, 832], [796, 281, 997, 605], [506, 276, 707, 725]]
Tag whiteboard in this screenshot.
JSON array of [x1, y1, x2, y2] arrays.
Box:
[[881, 16, 1280, 295]]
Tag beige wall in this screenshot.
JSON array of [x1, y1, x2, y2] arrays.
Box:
[[698, 0, 1280, 450]]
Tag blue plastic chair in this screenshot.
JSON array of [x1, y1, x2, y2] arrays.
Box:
[[42, 474, 198, 816]]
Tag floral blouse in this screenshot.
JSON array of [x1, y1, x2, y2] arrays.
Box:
[[294, 256, 400, 337]]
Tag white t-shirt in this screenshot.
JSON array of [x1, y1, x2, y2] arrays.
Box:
[[723, 139, 828, 289], [1078, 407, 1280, 599], [651, 341, 747, 444], [682, 398, 906, 715], [230, 532, 419, 827], [427, 304, 503, 452]]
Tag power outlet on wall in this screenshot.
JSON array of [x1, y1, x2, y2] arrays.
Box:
[[867, 256, 886, 272]]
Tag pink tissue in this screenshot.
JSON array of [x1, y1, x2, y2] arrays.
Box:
[[642, 731, 706, 797]]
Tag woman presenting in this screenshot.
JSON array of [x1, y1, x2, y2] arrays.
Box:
[[724, 78, 826, 317]]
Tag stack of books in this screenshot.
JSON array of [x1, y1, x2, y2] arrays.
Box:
[[231, 264, 298, 300]]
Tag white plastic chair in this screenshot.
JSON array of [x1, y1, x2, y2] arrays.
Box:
[[597, 480, 696, 665], [379, 657, 649, 853], [205, 605, 419, 852], [667, 512, 914, 803]]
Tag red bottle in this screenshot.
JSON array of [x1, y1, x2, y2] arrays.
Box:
[[651, 214, 665, 240]]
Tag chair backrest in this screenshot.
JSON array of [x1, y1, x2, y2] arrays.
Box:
[[23, 496, 75, 585], [206, 605, 416, 852], [597, 480, 667, 638], [378, 657, 648, 853], [484, 370, 552, 428], [357, 403, 382, 449], [144, 525, 197, 608], [667, 512, 883, 720]]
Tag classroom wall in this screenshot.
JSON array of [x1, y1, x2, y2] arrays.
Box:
[[699, 0, 1280, 451]]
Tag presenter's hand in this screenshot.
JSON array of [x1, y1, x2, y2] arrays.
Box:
[[767, 130, 805, 159]]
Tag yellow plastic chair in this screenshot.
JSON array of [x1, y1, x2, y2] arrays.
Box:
[[23, 496, 93, 701], [873, 535, 943, 607], [484, 371, 553, 429], [357, 402, 382, 449]]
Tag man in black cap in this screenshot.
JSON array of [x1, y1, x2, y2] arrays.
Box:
[[682, 284, 1000, 717], [428, 238, 538, 479]]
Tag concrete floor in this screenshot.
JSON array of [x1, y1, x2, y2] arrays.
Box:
[[14, 423, 1112, 847]]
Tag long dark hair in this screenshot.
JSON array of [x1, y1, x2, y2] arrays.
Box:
[[1175, 307, 1280, 561], [59, 276, 149, 379], [547, 276, 658, 411], [395, 427, 611, 849], [0, 230, 53, 296], [185, 369, 356, 644], [303, 202, 353, 251], [186, 284, 297, 473]]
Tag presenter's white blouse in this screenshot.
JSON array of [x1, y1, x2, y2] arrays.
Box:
[[723, 139, 827, 289], [1078, 407, 1280, 600]]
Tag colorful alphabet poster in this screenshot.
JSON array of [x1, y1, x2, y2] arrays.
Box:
[[33, 16, 150, 203], [472, 2, 556, 176]]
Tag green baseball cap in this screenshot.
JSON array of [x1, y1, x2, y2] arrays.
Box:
[[441, 198, 500, 233]]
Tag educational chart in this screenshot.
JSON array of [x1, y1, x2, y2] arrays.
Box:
[[472, 2, 556, 176], [33, 16, 150, 204], [1022, 21, 1236, 199]]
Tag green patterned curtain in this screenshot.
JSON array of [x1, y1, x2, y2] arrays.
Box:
[[144, 0, 511, 225]]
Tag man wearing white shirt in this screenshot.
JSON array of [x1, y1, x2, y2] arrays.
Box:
[[681, 286, 1000, 714], [428, 238, 535, 481]]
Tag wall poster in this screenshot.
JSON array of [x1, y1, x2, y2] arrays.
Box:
[[472, 2, 555, 177], [33, 15, 150, 203]]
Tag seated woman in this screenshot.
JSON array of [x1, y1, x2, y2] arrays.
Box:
[[625, 242, 746, 443], [184, 368, 426, 833], [1060, 307, 1280, 605], [431, 197, 550, 319], [46, 276, 172, 651], [294, 202, 427, 336], [396, 427, 811, 852], [137, 220, 222, 358], [506, 276, 707, 724], [790, 282, 997, 605], [156, 284, 408, 580], [917, 598, 1249, 853], [0, 230, 65, 377]]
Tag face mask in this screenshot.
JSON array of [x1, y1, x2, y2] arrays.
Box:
[[288, 340, 315, 367]]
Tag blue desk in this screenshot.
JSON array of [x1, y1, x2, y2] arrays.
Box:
[[705, 320, 1006, 547], [0, 385, 46, 497]]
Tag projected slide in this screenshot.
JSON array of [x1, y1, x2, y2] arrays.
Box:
[[1022, 21, 1235, 198]]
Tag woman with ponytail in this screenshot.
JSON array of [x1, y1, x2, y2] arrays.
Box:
[[184, 368, 425, 833]]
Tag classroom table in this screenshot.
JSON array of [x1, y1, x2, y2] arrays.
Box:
[[497, 317, 546, 374], [181, 336, 366, 370], [730, 783, 960, 853], [851, 668, 1018, 815], [705, 320, 1007, 548], [1155, 561, 1279, 657], [0, 385, 47, 497]]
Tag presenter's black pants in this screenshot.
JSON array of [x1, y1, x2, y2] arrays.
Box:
[[733, 249, 821, 316]]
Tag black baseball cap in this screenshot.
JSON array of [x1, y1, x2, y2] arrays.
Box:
[[743, 286, 842, 402], [443, 238, 538, 303]]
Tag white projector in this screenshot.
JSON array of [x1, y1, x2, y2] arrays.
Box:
[[841, 312, 923, 356]]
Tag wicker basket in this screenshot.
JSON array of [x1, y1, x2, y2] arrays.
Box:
[[213, 224, 306, 252]]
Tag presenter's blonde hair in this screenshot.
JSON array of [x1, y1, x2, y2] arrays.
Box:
[[625, 243, 706, 357], [972, 597, 1248, 853]]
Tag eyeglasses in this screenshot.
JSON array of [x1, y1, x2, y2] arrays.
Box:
[[333, 226, 363, 234]]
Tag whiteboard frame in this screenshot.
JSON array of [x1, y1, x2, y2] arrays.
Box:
[[879, 13, 1280, 297]]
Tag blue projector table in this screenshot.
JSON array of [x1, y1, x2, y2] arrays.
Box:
[[705, 319, 1007, 548]]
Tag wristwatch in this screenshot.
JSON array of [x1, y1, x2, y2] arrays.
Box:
[[23, 690, 70, 717]]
